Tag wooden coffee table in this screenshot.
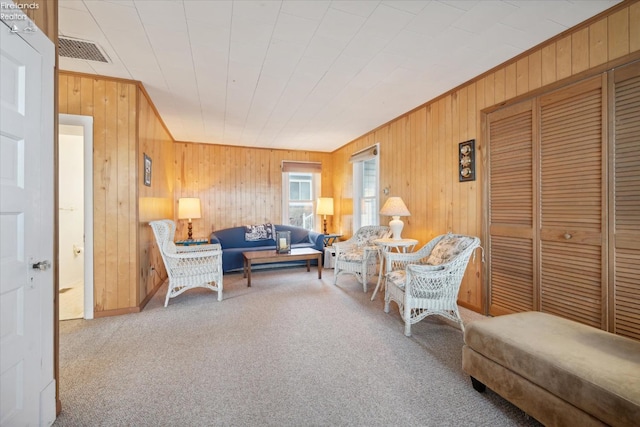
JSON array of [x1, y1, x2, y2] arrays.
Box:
[[242, 248, 322, 286]]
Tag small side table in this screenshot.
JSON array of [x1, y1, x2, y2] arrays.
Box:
[[371, 238, 418, 301], [323, 233, 342, 247], [175, 238, 209, 246]]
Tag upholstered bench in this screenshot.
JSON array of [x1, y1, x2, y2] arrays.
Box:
[[462, 311, 640, 427]]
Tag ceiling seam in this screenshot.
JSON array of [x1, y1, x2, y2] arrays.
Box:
[[222, 1, 234, 143], [182, 0, 205, 141], [238, 1, 284, 146], [132, 0, 185, 137]]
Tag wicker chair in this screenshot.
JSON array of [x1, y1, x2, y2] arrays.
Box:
[[333, 225, 390, 292], [150, 220, 224, 307], [384, 233, 481, 336]]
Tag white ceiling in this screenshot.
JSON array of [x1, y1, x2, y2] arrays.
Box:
[[58, 0, 620, 152]]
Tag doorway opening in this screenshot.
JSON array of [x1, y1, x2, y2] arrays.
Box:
[[58, 114, 94, 320]]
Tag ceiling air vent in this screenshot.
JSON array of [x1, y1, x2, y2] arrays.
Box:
[[59, 37, 110, 63]]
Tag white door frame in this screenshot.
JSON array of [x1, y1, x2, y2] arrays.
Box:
[[59, 114, 94, 320]]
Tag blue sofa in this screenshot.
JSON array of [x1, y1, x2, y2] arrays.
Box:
[[210, 224, 324, 273]]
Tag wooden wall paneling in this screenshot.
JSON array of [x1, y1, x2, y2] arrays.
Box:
[[504, 63, 517, 100], [410, 109, 423, 241], [458, 88, 470, 238], [104, 81, 119, 310], [572, 27, 590, 74], [127, 84, 138, 306], [117, 83, 131, 308], [92, 79, 107, 312], [541, 43, 557, 86], [528, 50, 543, 92], [207, 145, 215, 231], [58, 75, 68, 112], [201, 144, 211, 234], [556, 35, 573, 80], [466, 81, 478, 239], [451, 92, 461, 235], [67, 76, 81, 115], [427, 104, 438, 235], [516, 57, 529, 96], [444, 95, 454, 233], [590, 18, 609, 68], [632, 2, 640, 52], [173, 143, 332, 233], [608, 8, 630, 60], [494, 68, 506, 104]]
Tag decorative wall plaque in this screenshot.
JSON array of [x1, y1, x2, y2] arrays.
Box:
[[459, 139, 475, 182]]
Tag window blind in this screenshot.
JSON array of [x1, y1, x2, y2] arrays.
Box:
[[281, 161, 322, 173], [349, 144, 378, 163]]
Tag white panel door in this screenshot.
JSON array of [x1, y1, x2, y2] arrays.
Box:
[[0, 16, 55, 427]]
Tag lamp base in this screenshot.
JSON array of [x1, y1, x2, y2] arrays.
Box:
[[187, 220, 193, 240], [323, 217, 328, 235], [389, 216, 404, 240]]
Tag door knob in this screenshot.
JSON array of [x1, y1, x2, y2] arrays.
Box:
[[563, 233, 572, 240], [32, 260, 51, 270]]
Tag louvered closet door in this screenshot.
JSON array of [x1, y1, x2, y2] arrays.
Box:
[[611, 62, 640, 340], [487, 100, 536, 315], [539, 76, 606, 328]]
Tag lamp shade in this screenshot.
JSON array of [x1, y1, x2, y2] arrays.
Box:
[[379, 197, 410, 217], [178, 198, 201, 220], [380, 197, 410, 240], [316, 197, 334, 216]]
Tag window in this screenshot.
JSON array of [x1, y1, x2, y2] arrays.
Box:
[[351, 144, 380, 230], [282, 161, 321, 231]]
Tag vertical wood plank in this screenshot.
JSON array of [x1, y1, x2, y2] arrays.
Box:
[[117, 83, 131, 309], [516, 57, 529, 96], [541, 43, 557, 86], [494, 69, 506, 104], [58, 74, 68, 113], [67, 76, 82, 115], [631, 2, 640, 53], [589, 18, 609, 67], [572, 27, 590, 74], [92, 78, 106, 312], [104, 80, 118, 310], [608, 8, 630, 60], [128, 84, 137, 306], [556, 35, 572, 80], [484, 74, 495, 108], [505, 63, 517, 100], [528, 51, 542, 91]]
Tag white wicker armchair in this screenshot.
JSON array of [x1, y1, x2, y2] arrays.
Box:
[[333, 225, 390, 292], [384, 233, 481, 336], [150, 220, 224, 307]]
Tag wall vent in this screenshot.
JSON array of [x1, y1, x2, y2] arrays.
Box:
[[59, 37, 110, 63]]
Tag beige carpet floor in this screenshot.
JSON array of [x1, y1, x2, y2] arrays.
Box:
[[54, 267, 541, 426]]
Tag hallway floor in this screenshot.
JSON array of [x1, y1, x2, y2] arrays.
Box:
[[59, 285, 83, 320]]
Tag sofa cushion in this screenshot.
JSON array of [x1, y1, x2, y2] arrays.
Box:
[[464, 312, 640, 427], [426, 235, 473, 266]]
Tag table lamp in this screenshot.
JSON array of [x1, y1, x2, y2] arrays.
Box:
[[316, 197, 334, 235], [380, 196, 410, 240], [178, 197, 201, 240]]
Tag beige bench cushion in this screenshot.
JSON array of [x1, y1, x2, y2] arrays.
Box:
[[464, 311, 640, 427]]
